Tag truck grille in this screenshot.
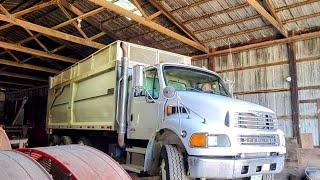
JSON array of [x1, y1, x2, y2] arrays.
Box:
[[238, 135, 280, 146], [234, 112, 277, 130]]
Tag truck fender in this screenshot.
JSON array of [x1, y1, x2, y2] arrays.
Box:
[[144, 129, 186, 175]]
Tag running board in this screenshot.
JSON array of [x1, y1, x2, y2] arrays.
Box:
[[122, 164, 144, 173]]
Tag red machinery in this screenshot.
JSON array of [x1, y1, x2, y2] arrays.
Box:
[[0, 127, 131, 180]]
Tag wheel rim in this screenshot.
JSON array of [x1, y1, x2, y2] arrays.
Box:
[[160, 159, 166, 180]]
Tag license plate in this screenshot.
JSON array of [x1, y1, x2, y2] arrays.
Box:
[[262, 164, 270, 172], [251, 175, 262, 180]]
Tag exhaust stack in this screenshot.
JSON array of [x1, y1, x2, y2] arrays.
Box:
[[117, 42, 129, 148]]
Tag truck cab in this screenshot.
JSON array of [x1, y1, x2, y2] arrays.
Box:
[[128, 63, 286, 179]]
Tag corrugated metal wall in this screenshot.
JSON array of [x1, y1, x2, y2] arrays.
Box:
[[193, 37, 320, 146]]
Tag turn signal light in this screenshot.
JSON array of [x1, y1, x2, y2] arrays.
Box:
[[166, 105, 173, 116], [189, 133, 207, 148]]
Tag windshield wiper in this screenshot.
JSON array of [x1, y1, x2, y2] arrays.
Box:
[[185, 87, 202, 92]]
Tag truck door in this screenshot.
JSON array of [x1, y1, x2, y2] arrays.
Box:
[[128, 68, 160, 140]]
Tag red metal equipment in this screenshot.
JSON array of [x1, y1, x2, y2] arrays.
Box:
[[18, 145, 132, 180], [0, 150, 53, 180]]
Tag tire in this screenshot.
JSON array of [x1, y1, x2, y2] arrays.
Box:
[[49, 135, 60, 146], [77, 137, 92, 146], [60, 136, 72, 145], [159, 145, 187, 180]]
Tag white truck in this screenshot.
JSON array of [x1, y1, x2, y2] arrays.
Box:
[[47, 41, 286, 179]]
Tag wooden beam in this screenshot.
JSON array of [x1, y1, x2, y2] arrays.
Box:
[[57, 3, 88, 39], [0, 80, 34, 87], [88, 0, 208, 53], [0, 4, 10, 16], [16, 7, 105, 50], [149, 0, 204, 46], [287, 39, 301, 146], [183, 3, 248, 25], [0, 59, 59, 73], [0, 0, 57, 31], [171, 0, 211, 13], [61, 1, 121, 41], [193, 14, 261, 34], [0, 71, 48, 82], [146, 11, 162, 20], [245, 0, 288, 37], [211, 30, 320, 56], [203, 25, 272, 43], [284, 12, 320, 24], [0, 41, 76, 63], [130, 0, 147, 17], [265, 0, 285, 29], [0, 14, 105, 49], [275, 0, 318, 12]]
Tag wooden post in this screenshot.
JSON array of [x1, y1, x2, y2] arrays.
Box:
[[208, 48, 215, 71], [287, 33, 301, 146]]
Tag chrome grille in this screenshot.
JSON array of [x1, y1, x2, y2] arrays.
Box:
[[234, 112, 277, 130], [238, 135, 280, 146]]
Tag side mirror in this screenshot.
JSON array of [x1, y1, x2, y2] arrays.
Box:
[[163, 86, 176, 99], [132, 65, 144, 92]]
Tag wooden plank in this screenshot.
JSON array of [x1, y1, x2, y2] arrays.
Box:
[[287, 40, 301, 146], [88, 0, 208, 53], [0, 14, 105, 49], [0, 41, 76, 63], [0, 0, 57, 30], [245, 0, 288, 37], [275, 0, 318, 12], [208, 48, 215, 71], [146, 11, 162, 20], [149, 0, 203, 44], [131, 0, 147, 17], [0, 59, 59, 73], [0, 80, 34, 87], [0, 71, 48, 82], [57, 4, 88, 39], [198, 30, 320, 56]]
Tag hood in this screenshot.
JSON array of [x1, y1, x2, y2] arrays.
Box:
[[176, 91, 274, 126]]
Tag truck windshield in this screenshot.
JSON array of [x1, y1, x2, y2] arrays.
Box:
[[163, 66, 230, 97]]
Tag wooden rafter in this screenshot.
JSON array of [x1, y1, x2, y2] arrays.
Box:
[[88, 0, 208, 53], [130, 0, 147, 17], [203, 25, 272, 43], [0, 80, 34, 87], [171, 0, 211, 13], [146, 11, 162, 20], [0, 59, 59, 73], [0, 0, 57, 31], [17, 6, 105, 48], [275, 0, 318, 12], [57, 4, 88, 39], [265, 0, 284, 27], [183, 3, 248, 25], [61, 1, 122, 40], [193, 14, 261, 34], [0, 41, 76, 63], [149, 0, 204, 47], [245, 0, 288, 37], [0, 14, 105, 49], [0, 71, 48, 82], [284, 12, 320, 24]]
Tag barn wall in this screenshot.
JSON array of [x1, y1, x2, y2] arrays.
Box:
[[4, 86, 48, 128], [193, 37, 320, 146]]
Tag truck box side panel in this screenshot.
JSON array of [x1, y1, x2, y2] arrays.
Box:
[[48, 42, 119, 130]]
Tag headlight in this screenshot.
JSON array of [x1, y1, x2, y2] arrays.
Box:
[[189, 133, 231, 148]]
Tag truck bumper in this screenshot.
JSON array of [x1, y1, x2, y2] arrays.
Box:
[[188, 155, 284, 179]]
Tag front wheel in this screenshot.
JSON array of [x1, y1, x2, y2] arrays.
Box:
[[159, 145, 188, 180]]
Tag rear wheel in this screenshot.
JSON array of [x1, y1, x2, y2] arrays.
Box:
[[159, 145, 187, 180], [49, 135, 60, 146], [60, 136, 72, 145], [77, 136, 92, 146]]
